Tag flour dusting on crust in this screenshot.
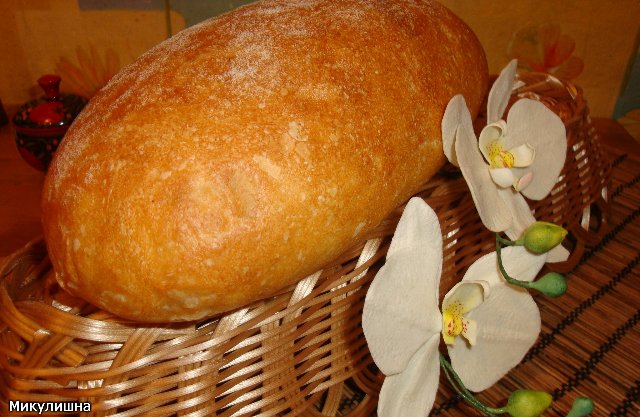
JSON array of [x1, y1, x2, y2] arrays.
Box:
[[42, 0, 488, 322]]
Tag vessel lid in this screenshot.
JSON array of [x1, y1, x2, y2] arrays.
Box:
[[12, 75, 87, 133]]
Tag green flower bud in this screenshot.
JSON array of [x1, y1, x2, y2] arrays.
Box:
[[566, 397, 595, 417], [522, 222, 568, 254], [529, 272, 567, 298], [506, 389, 553, 417]]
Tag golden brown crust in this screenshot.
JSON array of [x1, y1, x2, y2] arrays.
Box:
[[42, 0, 488, 322]]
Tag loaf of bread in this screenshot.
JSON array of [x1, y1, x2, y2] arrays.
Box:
[[42, 0, 488, 322]]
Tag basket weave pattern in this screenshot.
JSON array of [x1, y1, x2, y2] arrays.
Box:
[[0, 74, 610, 416]]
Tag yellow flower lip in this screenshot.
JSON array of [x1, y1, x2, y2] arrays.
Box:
[[479, 122, 536, 169], [443, 307, 464, 343], [487, 140, 516, 168], [441, 281, 487, 346], [478, 121, 536, 191]]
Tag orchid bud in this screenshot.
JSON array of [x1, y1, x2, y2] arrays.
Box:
[[530, 272, 567, 297], [521, 222, 568, 254], [566, 397, 595, 417], [505, 389, 553, 417]]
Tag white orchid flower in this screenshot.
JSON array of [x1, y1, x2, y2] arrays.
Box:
[[362, 198, 544, 417], [442, 60, 569, 262]]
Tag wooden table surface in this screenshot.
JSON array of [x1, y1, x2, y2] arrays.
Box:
[[0, 116, 638, 259]]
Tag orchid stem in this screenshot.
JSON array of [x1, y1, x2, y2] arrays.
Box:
[[439, 353, 505, 416], [496, 235, 521, 247], [495, 233, 534, 290]]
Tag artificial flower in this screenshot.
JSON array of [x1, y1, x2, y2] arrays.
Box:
[[56, 45, 121, 99], [362, 198, 544, 417], [442, 59, 569, 262], [507, 23, 584, 81]]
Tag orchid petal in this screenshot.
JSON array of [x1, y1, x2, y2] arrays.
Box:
[[462, 319, 478, 346], [461, 246, 546, 287], [456, 114, 512, 233], [448, 283, 541, 392], [546, 244, 570, 263], [478, 121, 507, 162], [489, 168, 517, 188], [514, 171, 534, 192], [505, 99, 567, 200], [442, 281, 488, 346], [378, 335, 441, 417], [362, 252, 441, 375], [509, 144, 535, 167], [447, 246, 545, 391], [501, 190, 570, 263], [501, 193, 569, 264], [387, 198, 443, 260], [487, 59, 518, 124], [500, 245, 548, 282], [512, 79, 526, 90], [362, 198, 442, 376], [443, 280, 490, 314], [442, 95, 469, 166], [500, 190, 537, 244]]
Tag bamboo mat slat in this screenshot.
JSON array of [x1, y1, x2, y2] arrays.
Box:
[[429, 150, 640, 417]]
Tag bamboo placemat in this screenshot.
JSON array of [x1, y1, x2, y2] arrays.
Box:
[[427, 149, 640, 416]]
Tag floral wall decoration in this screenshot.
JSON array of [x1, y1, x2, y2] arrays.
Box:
[[440, 0, 639, 121], [507, 23, 584, 81], [55, 45, 121, 100]]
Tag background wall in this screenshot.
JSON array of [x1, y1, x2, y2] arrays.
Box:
[[441, 0, 640, 127], [0, 0, 185, 104], [1, 0, 639, 137]]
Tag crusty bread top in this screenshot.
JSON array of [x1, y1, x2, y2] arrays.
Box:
[[42, 0, 488, 322]]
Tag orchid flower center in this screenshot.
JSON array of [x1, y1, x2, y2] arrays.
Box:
[[478, 122, 537, 191], [442, 302, 467, 340], [486, 140, 515, 169], [440, 281, 487, 346]]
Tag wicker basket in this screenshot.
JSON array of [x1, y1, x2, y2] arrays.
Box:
[[0, 73, 611, 417]]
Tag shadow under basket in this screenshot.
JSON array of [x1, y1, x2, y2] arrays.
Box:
[[0, 73, 611, 417]]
